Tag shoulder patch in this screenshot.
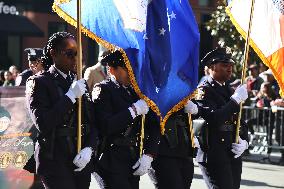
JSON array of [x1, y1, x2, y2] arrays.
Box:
[[92, 85, 102, 101], [25, 79, 35, 96], [195, 87, 205, 100]]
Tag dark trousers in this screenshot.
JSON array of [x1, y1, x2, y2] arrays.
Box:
[[198, 159, 242, 189], [153, 156, 194, 189], [40, 163, 91, 189], [97, 167, 140, 189], [29, 175, 45, 189]]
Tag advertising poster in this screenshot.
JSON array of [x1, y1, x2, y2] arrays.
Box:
[[0, 87, 38, 189]]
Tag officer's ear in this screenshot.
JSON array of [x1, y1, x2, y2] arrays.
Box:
[[109, 66, 115, 75], [208, 64, 215, 71], [49, 49, 56, 59]]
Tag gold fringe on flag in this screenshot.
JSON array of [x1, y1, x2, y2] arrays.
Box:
[[53, 3, 197, 134]]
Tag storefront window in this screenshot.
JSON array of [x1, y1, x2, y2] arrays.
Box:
[[0, 36, 8, 70], [7, 36, 20, 68], [2, 0, 52, 14], [0, 35, 20, 70]]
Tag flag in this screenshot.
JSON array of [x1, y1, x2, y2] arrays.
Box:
[[226, 0, 284, 96], [53, 0, 200, 131]]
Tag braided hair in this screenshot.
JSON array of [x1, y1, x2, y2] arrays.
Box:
[[41, 32, 75, 70]]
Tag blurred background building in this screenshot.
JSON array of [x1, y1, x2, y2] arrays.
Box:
[[0, 0, 99, 71]]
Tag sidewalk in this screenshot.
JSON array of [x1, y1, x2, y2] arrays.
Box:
[[192, 160, 284, 189]]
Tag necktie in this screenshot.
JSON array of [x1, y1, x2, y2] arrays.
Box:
[[66, 74, 73, 85]]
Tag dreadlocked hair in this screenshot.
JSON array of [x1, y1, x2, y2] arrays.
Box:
[[41, 32, 75, 70]]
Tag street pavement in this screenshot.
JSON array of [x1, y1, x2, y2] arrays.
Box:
[[90, 152, 284, 189]]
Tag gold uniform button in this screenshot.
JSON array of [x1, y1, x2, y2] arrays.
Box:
[[234, 121, 237, 124], [221, 138, 225, 142]]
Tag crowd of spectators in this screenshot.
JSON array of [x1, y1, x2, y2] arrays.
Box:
[[227, 63, 282, 108], [0, 65, 20, 87], [231, 63, 283, 164]]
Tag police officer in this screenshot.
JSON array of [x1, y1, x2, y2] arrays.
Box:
[[19, 49, 46, 189], [194, 47, 249, 189], [26, 32, 97, 189], [92, 50, 160, 189], [151, 101, 198, 189], [15, 48, 44, 86]]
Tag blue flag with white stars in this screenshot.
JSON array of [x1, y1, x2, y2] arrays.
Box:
[[53, 0, 199, 129]]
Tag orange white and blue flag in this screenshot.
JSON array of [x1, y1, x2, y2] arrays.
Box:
[[226, 0, 284, 96]]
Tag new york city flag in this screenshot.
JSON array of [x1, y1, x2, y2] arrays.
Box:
[[53, 0, 200, 131]]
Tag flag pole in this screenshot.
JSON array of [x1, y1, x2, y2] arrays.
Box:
[[76, 0, 82, 152], [235, 0, 255, 143], [188, 114, 195, 148], [139, 115, 145, 157]]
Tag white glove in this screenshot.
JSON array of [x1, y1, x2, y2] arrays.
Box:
[[184, 100, 198, 115], [133, 99, 149, 115], [231, 137, 248, 158], [66, 79, 87, 103], [231, 84, 248, 104], [73, 147, 93, 171], [132, 154, 153, 176], [194, 136, 200, 148]]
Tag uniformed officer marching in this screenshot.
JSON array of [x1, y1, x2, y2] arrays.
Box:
[[26, 32, 98, 189], [92, 50, 160, 189], [15, 48, 44, 86], [152, 101, 198, 189], [194, 47, 249, 189], [20, 48, 45, 189]]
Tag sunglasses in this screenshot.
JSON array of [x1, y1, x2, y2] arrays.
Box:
[[59, 49, 77, 59]]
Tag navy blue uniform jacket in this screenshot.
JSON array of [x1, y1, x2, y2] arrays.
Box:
[[195, 77, 248, 163], [26, 66, 97, 175], [92, 79, 160, 175]]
